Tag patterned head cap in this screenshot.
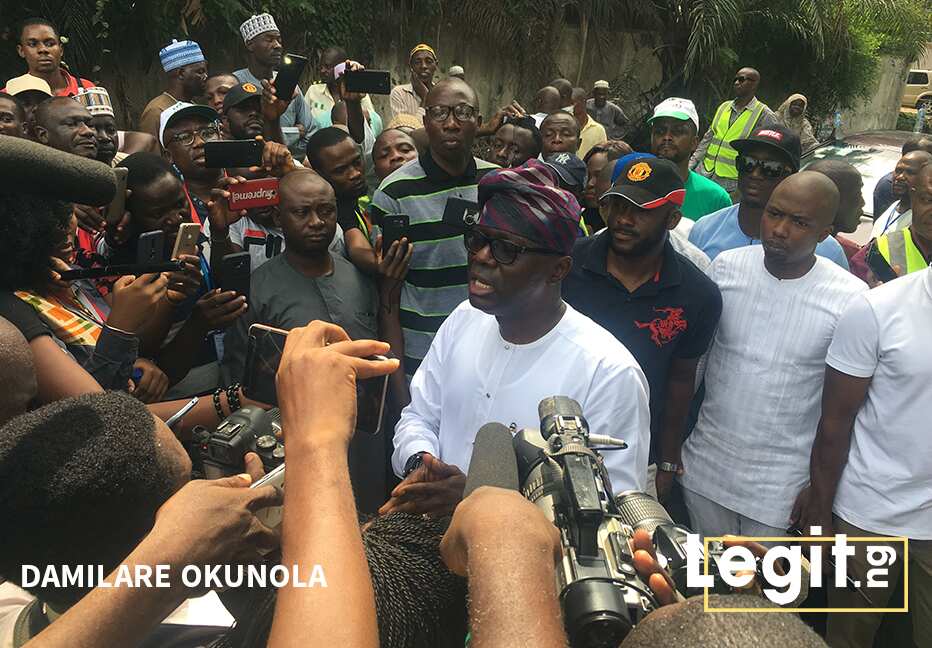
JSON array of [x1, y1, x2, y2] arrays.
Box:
[[75, 87, 114, 117], [240, 14, 279, 43], [159, 39, 205, 73], [477, 158, 583, 255]]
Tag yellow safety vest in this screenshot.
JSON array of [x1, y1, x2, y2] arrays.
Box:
[[876, 228, 929, 275], [703, 100, 767, 180]]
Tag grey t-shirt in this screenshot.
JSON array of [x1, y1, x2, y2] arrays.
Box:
[[223, 251, 377, 383]]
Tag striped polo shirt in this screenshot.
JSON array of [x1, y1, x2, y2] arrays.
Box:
[[370, 151, 498, 377]]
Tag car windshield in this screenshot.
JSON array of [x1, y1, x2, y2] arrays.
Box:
[[803, 138, 902, 218]]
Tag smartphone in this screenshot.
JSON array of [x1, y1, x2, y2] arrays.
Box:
[[228, 177, 280, 211], [242, 323, 391, 435], [381, 214, 409, 256], [136, 230, 165, 265], [204, 139, 263, 169], [274, 53, 308, 102], [344, 69, 391, 95], [105, 167, 129, 226], [171, 222, 201, 259], [58, 260, 183, 281], [220, 252, 251, 302], [251, 463, 285, 528], [866, 243, 899, 283], [442, 196, 480, 233]]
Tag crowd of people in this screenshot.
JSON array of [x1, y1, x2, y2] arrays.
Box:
[[0, 11, 929, 648]]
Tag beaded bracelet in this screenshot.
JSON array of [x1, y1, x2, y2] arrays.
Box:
[[226, 382, 242, 413], [212, 387, 225, 421]]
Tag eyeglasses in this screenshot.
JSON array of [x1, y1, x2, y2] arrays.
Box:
[[168, 125, 221, 147], [736, 155, 790, 179], [425, 103, 478, 123], [464, 228, 562, 265]]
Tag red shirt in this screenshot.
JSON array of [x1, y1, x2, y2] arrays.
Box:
[[56, 69, 95, 97]]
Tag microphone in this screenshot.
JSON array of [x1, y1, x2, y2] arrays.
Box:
[[463, 423, 519, 497], [0, 134, 117, 205]]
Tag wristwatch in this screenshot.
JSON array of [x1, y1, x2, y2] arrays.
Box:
[[658, 461, 681, 473], [403, 451, 427, 477]]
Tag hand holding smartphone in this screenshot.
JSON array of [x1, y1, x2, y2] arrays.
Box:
[[381, 214, 409, 257], [274, 53, 308, 101], [171, 222, 201, 259], [242, 323, 391, 435]]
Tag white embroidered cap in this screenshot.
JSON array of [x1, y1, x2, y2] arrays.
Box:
[[239, 13, 279, 43]]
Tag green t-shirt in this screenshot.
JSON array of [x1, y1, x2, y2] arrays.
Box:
[[682, 170, 732, 221]]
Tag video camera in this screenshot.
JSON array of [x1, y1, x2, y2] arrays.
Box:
[[510, 396, 758, 648], [188, 407, 285, 479]]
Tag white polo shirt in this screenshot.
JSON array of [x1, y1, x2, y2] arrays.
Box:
[[393, 300, 651, 493], [828, 266, 932, 539]]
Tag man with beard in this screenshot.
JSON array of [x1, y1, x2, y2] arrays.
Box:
[[234, 13, 315, 159], [688, 125, 849, 268], [680, 172, 866, 540], [563, 157, 722, 501], [869, 149, 931, 239], [139, 40, 207, 138], [383, 160, 650, 517], [75, 86, 121, 166], [649, 98, 730, 222], [390, 44, 438, 119], [220, 81, 285, 148], [872, 136, 932, 217]]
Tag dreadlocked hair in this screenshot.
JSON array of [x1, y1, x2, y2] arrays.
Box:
[[210, 513, 467, 648]]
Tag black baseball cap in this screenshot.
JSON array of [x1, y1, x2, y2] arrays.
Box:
[[222, 81, 262, 111], [731, 125, 802, 171], [602, 156, 685, 209], [543, 153, 587, 193]]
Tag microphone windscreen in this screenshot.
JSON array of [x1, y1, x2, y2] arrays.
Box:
[[0, 135, 116, 205], [463, 423, 519, 497]]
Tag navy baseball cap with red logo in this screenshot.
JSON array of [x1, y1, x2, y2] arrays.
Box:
[[602, 156, 685, 209], [731, 125, 802, 171]]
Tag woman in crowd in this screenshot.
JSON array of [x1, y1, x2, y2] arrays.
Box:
[[775, 93, 818, 151]]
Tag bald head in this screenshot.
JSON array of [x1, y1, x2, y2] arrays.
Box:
[[806, 160, 865, 233], [535, 86, 561, 113], [279, 169, 334, 206], [774, 171, 840, 224], [735, 67, 761, 100], [424, 77, 478, 109], [549, 78, 573, 106], [0, 317, 36, 425]]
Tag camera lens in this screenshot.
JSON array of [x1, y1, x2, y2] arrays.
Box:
[[562, 579, 632, 648]]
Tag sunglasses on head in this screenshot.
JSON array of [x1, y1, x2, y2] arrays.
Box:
[[736, 155, 791, 179]]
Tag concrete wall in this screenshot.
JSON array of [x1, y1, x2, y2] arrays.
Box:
[[840, 55, 910, 134]]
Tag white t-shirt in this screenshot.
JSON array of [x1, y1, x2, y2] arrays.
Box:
[[393, 300, 651, 493], [681, 246, 867, 528], [870, 201, 911, 239], [828, 266, 932, 539]]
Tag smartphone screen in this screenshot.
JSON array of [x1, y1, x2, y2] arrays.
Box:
[[381, 214, 409, 256], [274, 54, 308, 101], [243, 324, 390, 434], [204, 140, 264, 169]]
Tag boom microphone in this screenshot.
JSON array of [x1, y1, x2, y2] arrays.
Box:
[[0, 135, 116, 205], [463, 423, 519, 497]]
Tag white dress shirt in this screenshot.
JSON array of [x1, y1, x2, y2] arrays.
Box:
[[828, 266, 932, 539], [393, 300, 651, 493], [681, 246, 867, 528]]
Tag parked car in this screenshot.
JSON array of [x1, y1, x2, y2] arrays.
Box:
[[902, 69, 931, 110]]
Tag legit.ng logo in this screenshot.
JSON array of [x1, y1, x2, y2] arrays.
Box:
[[242, 82, 259, 93], [627, 162, 652, 182]]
